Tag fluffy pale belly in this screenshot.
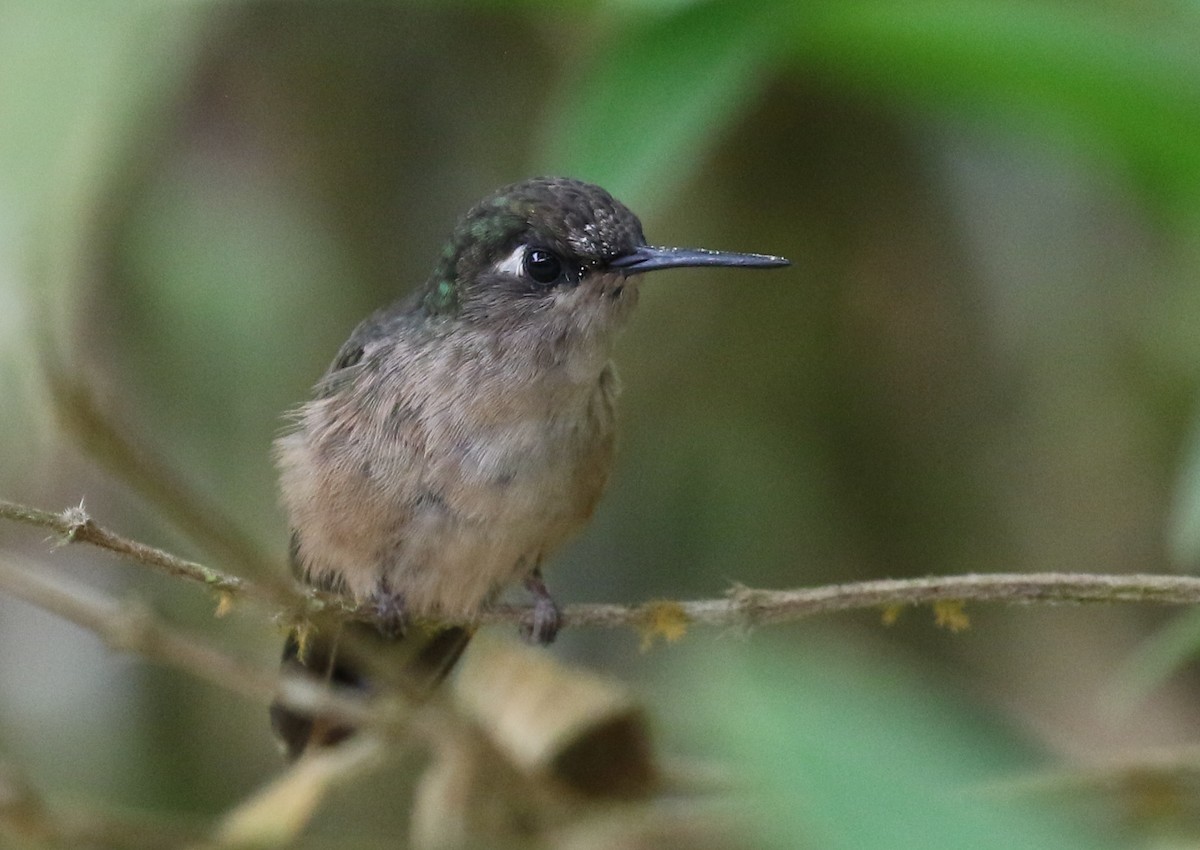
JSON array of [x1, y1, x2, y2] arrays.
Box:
[[279, 412, 612, 617]]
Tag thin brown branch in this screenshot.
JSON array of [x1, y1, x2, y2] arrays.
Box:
[[0, 498, 250, 596], [7, 499, 1200, 637], [503, 572, 1200, 631], [0, 499, 355, 619]]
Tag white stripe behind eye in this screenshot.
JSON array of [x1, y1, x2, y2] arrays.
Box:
[[494, 244, 527, 277]]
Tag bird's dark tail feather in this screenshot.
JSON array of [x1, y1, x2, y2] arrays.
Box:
[[270, 621, 473, 761]]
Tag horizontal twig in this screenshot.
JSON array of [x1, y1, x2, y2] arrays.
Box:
[[0, 499, 247, 594], [500, 572, 1200, 632], [0, 499, 313, 615], [6, 499, 1200, 637]]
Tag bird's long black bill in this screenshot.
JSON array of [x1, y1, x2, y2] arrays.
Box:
[[608, 245, 790, 275]]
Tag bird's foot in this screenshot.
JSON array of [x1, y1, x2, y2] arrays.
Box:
[[368, 583, 408, 639], [520, 568, 562, 645]]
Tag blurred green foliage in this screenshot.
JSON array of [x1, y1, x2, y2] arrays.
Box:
[[3, 0, 1200, 847], [677, 637, 1116, 850]]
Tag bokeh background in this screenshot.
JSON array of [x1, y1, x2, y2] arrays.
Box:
[[3, 1, 1200, 847]]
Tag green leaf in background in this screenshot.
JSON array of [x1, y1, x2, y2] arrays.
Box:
[[1104, 608, 1200, 721], [0, 1, 215, 347], [783, 2, 1200, 216], [541, 1, 1200, 225], [538, 0, 784, 212], [1107, 405, 1200, 713], [0, 1, 213, 490], [1170, 407, 1200, 570], [678, 637, 1112, 850]]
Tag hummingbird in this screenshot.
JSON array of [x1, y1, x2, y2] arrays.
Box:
[[270, 176, 788, 759]]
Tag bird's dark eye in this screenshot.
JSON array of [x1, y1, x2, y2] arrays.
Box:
[[525, 248, 564, 285]]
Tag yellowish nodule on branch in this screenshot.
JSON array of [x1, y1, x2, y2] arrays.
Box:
[[881, 604, 904, 626], [637, 601, 690, 651], [214, 591, 235, 618], [933, 599, 969, 633], [294, 621, 316, 661]]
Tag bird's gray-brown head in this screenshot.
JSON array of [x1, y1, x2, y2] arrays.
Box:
[[417, 177, 788, 360]]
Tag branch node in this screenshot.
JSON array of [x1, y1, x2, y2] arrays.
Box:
[[57, 501, 93, 547], [725, 583, 769, 631], [214, 591, 235, 618]]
